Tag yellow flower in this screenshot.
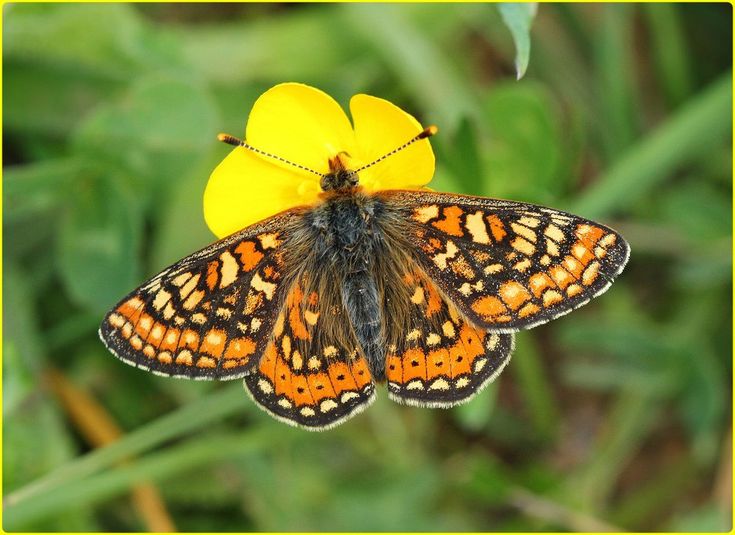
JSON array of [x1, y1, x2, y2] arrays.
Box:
[[204, 83, 436, 238]]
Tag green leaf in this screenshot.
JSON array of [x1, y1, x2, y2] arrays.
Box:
[[481, 81, 565, 202], [57, 172, 143, 312], [498, 3, 538, 80], [72, 76, 219, 201]]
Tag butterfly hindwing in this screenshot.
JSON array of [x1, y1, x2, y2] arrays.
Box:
[[385, 264, 514, 407], [244, 276, 376, 430], [382, 190, 630, 332], [99, 210, 304, 380]]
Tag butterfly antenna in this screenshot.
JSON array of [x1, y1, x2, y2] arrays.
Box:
[[217, 133, 323, 177], [354, 125, 438, 174]]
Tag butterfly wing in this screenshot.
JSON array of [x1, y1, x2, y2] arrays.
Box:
[[381, 190, 630, 332], [244, 276, 375, 430], [383, 263, 514, 407], [99, 209, 304, 380]]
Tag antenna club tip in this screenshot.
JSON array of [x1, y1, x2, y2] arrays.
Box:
[[218, 133, 244, 147], [419, 125, 439, 139]]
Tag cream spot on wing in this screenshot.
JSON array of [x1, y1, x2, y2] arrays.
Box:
[[456, 377, 470, 388], [152, 289, 172, 311], [540, 254, 552, 266], [546, 238, 560, 256], [216, 307, 232, 319], [149, 325, 164, 342], [292, 350, 303, 370], [251, 273, 276, 300], [411, 287, 425, 304], [192, 313, 207, 324], [473, 358, 488, 372], [426, 333, 441, 346], [251, 318, 262, 332], [300, 407, 316, 417], [206, 330, 223, 346], [219, 251, 239, 287], [432, 240, 458, 270], [442, 321, 456, 338], [484, 263, 503, 275], [138, 316, 153, 332], [511, 222, 537, 243], [429, 378, 450, 391], [413, 204, 439, 223], [459, 282, 472, 296], [143, 345, 155, 358], [341, 392, 359, 402], [324, 345, 338, 357], [511, 237, 535, 256], [176, 350, 193, 365], [320, 399, 338, 413], [162, 302, 176, 320], [304, 310, 319, 326], [486, 334, 499, 351], [518, 216, 540, 228], [600, 233, 617, 247], [108, 313, 125, 328], [183, 290, 205, 310], [278, 398, 292, 409], [121, 323, 133, 338], [465, 211, 490, 244], [179, 273, 200, 299], [172, 272, 192, 287], [407, 380, 424, 390], [308, 356, 322, 370], [258, 379, 273, 394], [582, 261, 600, 285], [513, 258, 532, 272], [406, 329, 421, 342], [281, 335, 291, 359], [545, 224, 566, 242], [258, 232, 281, 249]]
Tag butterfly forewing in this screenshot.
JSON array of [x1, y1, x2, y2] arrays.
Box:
[[244, 276, 375, 430], [381, 190, 630, 332], [385, 264, 514, 407], [99, 210, 304, 379]]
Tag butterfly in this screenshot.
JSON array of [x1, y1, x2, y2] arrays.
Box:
[[99, 84, 630, 430]]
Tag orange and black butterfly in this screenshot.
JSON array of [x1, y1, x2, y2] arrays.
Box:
[[100, 92, 629, 431]]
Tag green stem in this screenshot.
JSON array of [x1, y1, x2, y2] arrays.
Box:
[[5, 383, 245, 510], [4, 429, 274, 530]]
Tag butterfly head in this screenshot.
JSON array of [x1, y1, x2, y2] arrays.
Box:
[[321, 152, 359, 192]]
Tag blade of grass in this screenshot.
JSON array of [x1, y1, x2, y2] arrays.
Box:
[[509, 332, 561, 440], [570, 72, 732, 218], [560, 390, 662, 510], [595, 3, 638, 160], [4, 429, 275, 530], [45, 369, 176, 532], [643, 4, 693, 108], [5, 383, 245, 510]]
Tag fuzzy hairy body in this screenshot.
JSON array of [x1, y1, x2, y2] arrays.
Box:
[[281, 188, 415, 381]]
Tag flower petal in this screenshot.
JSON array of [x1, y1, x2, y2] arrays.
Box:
[[247, 82, 356, 176], [204, 147, 319, 238], [350, 94, 435, 191]]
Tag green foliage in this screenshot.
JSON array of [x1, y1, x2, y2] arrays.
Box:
[[3, 3, 731, 532]]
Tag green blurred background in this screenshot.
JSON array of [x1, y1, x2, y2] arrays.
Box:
[[3, 3, 732, 532]]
